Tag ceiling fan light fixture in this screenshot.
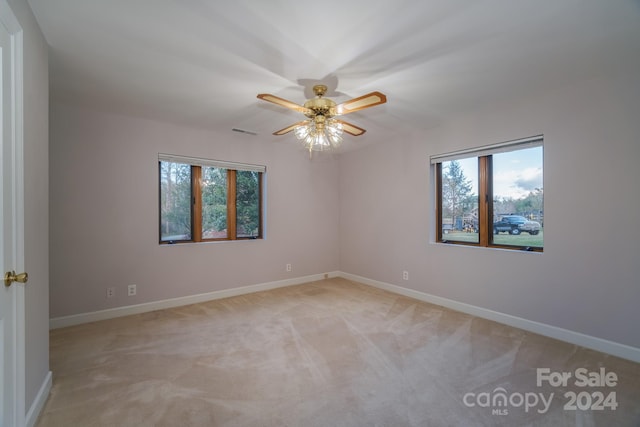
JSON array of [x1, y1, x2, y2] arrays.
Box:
[[294, 120, 312, 140], [326, 119, 343, 140], [257, 84, 385, 157], [294, 118, 343, 155]]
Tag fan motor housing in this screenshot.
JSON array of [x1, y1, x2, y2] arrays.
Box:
[[257, 83, 385, 137], [303, 97, 336, 118]]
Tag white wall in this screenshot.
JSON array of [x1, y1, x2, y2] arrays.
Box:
[[339, 68, 640, 350], [7, 0, 49, 417], [49, 104, 340, 318], [47, 17, 639, 357]]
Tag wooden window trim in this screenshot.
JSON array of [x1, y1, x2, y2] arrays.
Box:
[[227, 169, 237, 240], [235, 171, 263, 240], [160, 162, 263, 244], [435, 162, 444, 243], [192, 165, 203, 242], [256, 172, 263, 238], [435, 153, 542, 252], [478, 156, 490, 247]]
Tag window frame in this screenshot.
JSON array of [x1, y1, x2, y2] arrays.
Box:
[[158, 154, 265, 244], [432, 136, 543, 252]]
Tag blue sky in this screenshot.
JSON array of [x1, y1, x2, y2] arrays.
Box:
[[455, 146, 543, 200]]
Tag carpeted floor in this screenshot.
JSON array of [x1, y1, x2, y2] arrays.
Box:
[[36, 278, 640, 426]]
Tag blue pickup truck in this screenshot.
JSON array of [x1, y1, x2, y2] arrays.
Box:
[[493, 215, 541, 235]]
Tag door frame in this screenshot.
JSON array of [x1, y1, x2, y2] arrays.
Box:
[[0, 1, 25, 426]]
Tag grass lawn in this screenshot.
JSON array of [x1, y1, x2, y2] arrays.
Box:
[[443, 230, 544, 247]]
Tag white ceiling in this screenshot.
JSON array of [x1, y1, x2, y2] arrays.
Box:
[[28, 0, 640, 151]]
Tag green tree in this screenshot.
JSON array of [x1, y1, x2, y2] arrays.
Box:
[[494, 197, 516, 216], [442, 160, 474, 220], [236, 171, 260, 237], [160, 161, 192, 239], [515, 187, 543, 221], [201, 167, 228, 234]]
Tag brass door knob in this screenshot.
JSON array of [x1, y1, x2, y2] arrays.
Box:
[[4, 271, 28, 287]]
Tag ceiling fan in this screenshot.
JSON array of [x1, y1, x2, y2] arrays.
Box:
[[257, 84, 387, 156]]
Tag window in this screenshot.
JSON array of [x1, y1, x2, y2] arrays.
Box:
[[159, 154, 265, 243], [432, 136, 543, 251]]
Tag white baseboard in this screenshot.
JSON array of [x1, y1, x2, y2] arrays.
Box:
[[49, 270, 639, 363], [25, 370, 52, 427], [50, 272, 340, 329], [339, 272, 640, 364]]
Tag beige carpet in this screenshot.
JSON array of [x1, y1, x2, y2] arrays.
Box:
[[36, 278, 640, 426]]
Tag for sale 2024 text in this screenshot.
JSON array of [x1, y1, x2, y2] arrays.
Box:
[[537, 367, 618, 411]]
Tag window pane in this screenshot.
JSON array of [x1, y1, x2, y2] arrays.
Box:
[[201, 167, 228, 239], [441, 158, 479, 243], [492, 146, 543, 247], [160, 161, 192, 241], [236, 171, 261, 238]]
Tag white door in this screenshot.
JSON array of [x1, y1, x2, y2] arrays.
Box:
[[0, 4, 25, 426]]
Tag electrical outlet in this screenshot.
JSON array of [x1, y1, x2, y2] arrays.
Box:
[[403, 271, 409, 281], [106, 287, 115, 298], [286, 264, 292, 272], [128, 284, 137, 296]]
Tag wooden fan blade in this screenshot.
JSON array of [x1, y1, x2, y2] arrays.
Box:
[[334, 91, 386, 115], [334, 119, 366, 136], [273, 120, 309, 136], [257, 94, 312, 115]]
